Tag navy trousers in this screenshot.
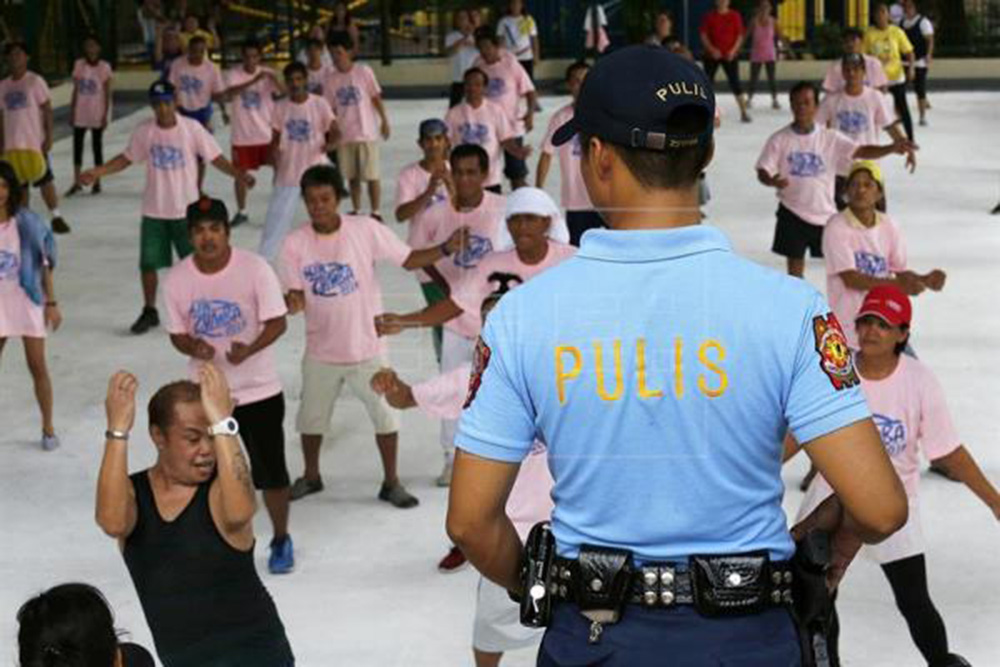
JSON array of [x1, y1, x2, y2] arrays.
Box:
[[537, 603, 801, 666]]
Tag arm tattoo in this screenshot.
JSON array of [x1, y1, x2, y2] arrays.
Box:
[[231, 451, 254, 494]]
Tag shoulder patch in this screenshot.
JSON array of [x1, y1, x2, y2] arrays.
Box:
[[463, 338, 492, 409], [812, 313, 860, 390]]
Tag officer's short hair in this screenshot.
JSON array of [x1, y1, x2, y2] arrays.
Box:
[[578, 111, 713, 190], [450, 144, 490, 174]]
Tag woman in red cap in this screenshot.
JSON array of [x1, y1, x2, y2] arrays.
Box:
[[790, 284, 999, 667]]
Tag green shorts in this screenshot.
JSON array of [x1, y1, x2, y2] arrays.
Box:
[[140, 216, 193, 271], [420, 282, 447, 364]]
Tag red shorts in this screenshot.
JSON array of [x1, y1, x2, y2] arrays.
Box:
[[232, 144, 271, 171]]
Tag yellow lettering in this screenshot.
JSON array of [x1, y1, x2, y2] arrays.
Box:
[[555, 346, 582, 406], [594, 340, 624, 402], [674, 337, 684, 398], [636, 338, 663, 399], [697, 339, 728, 398]]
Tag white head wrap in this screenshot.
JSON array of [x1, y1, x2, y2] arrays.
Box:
[[495, 187, 570, 251]]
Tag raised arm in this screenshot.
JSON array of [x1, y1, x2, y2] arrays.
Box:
[[96, 372, 140, 541]]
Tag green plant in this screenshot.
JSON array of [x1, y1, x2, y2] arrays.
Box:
[[809, 21, 843, 60]]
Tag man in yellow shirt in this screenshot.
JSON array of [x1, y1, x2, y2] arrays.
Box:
[[865, 2, 915, 140]]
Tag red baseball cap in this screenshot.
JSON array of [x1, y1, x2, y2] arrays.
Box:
[[857, 285, 912, 327]]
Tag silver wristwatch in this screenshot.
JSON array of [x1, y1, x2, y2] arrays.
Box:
[[207, 417, 239, 437]]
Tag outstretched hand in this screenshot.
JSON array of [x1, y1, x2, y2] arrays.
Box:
[[374, 313, 406, 337]]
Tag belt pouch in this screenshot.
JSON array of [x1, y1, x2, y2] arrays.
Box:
[[689, 551, 769, 617]]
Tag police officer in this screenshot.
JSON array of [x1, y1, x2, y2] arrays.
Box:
[[445, 45, 909, 666]]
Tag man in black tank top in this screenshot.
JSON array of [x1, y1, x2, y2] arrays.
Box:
[[96, 363, 294, 667]]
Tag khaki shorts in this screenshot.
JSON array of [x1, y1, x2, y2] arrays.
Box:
[[337, 141, 380, 182], [297, 356, 399, 436]]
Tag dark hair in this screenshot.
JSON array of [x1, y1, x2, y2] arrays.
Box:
[[789, 80, 819, 103], [565, 60, 590, 81], [463, 67, 488, 86], [17, 583, 117, 667], [450, 143, 490, 174], [0, 160, 25, 218], [306, 37, 325, 51], [82, 34, 101, 47], [283, 61, 308, 79], [578, 111, 714, 191], [893, 324, 910, 356], [188, 35, 207, 48], [241, 39, 262, 53], [300, 164, 347, 198], [148, 381, 201, 433], [474, 26, 499, 45], [4, 40, 29, 56], [327, 32, 355, 52], [843, 27, 864, 40]]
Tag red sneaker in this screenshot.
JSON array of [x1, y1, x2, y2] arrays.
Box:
[[437, 546, 467, 573]]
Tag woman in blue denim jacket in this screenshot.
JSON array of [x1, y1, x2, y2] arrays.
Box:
[[0, 160, 61, 450]]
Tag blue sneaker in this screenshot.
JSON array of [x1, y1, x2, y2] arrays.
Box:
[[268, 535, 294, 574]]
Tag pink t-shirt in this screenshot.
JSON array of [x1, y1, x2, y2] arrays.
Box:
[[473, 49, 535, 136], [451, 241, 577, 337], [124, 116, 223, 219], [306, 63, 331, 96], [169, 58, 225, 111], [408, 192, 505, 338], [411, 362, 553, 540], [749, 17, 777, 63], [0, 217, 45, 339], [0, 72, 51, 151], [271, 94, 336, 188], [542, 103, 592, 211], [279, 216, 411, 364], [322, 63, 382, 143], [808, 355, 960, 498], [445, 99, 515, 188], [817, 87, 894, 148], [72, 59, 113, 129], [395, 161, 450, 283], [822, 55, 889, 93], [225, 66, 278, 147], [164, 249, 287, 406], [755, 124, 858, 226], [822, 210, 907, 349]]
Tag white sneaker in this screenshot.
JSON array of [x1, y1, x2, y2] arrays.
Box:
[[41, 433, 60, 451], [436, 460, 454, 487]]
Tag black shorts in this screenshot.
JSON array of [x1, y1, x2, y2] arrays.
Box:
[[566, 210, 605, 247], [233, 392, 289, 490], [503, 136, 529, 182], [912, 67, 929, 100], [772, 204, 824, 260]]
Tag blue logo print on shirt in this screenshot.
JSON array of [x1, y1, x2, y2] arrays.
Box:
[[4, 90, 28, 111], [486, 78, 506, 98], [873, 413, 907, 457], [0, 250, 19, 280], [78, 78, 100, 96], [150, 144, 186, 170], [307, 81, 323, 95], [453, 234, 493, 268], [458, 122, 489, 145], [787, 151, 825, 178], [336, 85, 361, 106], [854, 251, 889, 277], [178, 75, 204, 96], [835, 110, 869, 137], [240, 90, 262, 110], [286, 118, 312, 143], [303, 262, 359, 297], [190, 299, 247, 338]]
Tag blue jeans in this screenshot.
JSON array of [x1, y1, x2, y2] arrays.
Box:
[[537, 603, 801, 666]]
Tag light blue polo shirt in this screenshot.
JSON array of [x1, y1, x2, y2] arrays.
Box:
[[455, 225, 870, 563]]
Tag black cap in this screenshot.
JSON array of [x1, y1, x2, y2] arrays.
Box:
[[552, 45, 715, 151], [186, 196, 229, 226], [148, 80, 176, 102]]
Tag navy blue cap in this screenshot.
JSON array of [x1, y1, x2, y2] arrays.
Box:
[[552, 45, 715, 151], [148, 80, 176, 102], [419, 118, 448, 139], [186, 196, 229, 226]]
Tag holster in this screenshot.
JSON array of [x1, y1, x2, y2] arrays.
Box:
[[518, 521, 556, 628], [791, 531, 838, 667]]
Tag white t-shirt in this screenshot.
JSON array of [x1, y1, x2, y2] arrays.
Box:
[[445, 30, 479, 83], [496, 15, 538, 62]]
